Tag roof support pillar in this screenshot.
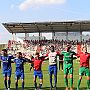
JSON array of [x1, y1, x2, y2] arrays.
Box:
[[12, 33, 16, 41], [80, 31, 82, 42], [15, 33, 16, 41], [66, 31, 68, 41], [79, 23, 82, 42], [52, 32, 55, 40], [39, 32, 40, 41], [25, 33, 29, 40], [11, 33, 16, 48], [12, 33, 14, 41], [39, 32, 42, 43]]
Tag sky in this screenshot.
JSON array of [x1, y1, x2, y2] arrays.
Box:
[[0, 0, 90, 43]]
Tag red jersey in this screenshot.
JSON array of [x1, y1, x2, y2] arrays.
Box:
[[78, 52, 90, 67], [32, 57, 44, 71]]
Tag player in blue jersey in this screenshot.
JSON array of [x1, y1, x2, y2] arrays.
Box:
[[0, 49, 14, 90], [14, 52, 29, 90]]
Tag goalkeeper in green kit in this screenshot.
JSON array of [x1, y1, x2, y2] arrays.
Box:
[[61, 45, 76, 90]]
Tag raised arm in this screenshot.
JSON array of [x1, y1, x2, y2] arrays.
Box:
[[24, 57, 33, 63], [23, 54, 34, 63], [10, 55, 15, 63]]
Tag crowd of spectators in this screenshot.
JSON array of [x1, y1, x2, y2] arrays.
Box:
[[7, 39, 90, 55]]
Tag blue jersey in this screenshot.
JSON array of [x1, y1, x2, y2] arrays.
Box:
[[14, 58, 26, 73], [0, 54, 13, 71]]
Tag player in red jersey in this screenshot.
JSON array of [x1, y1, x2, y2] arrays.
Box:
[[30, 52, 45, 90], [77, 46, 90, 90]]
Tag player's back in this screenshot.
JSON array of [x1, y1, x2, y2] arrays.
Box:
[[62, 51, 75, 62], [14, 58, 25, 72], [33, 58, 44, 71], [48, 52, 58, 65], [0, 54, 13, 71], [79, 52, 90, 67]]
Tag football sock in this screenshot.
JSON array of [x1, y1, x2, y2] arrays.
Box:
[[50, 74, 52, 87], [87, 80, 90, 89], [4, 80, 7, 89], [15, 82, 18, 89], [77, 79, 81, 88], [39, 83, 42, 89], [64, 78, 68, 87], [34, 82, 37, 89], [8, 79, 11, 88], [22, 81, 24, 89], [70, 78, 73, 88], [54, 75, 57, 87]]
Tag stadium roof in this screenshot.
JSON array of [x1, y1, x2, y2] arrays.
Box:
[[2, 21, 90, 33]]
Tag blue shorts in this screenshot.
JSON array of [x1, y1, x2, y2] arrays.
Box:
[[3, 69, 11, 77], [48, 65, 57, 75], [34, 70, 43, 79], [15, 71, 24, 80]]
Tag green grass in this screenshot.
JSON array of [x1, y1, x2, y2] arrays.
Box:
[[0, 61, 88, 90]]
